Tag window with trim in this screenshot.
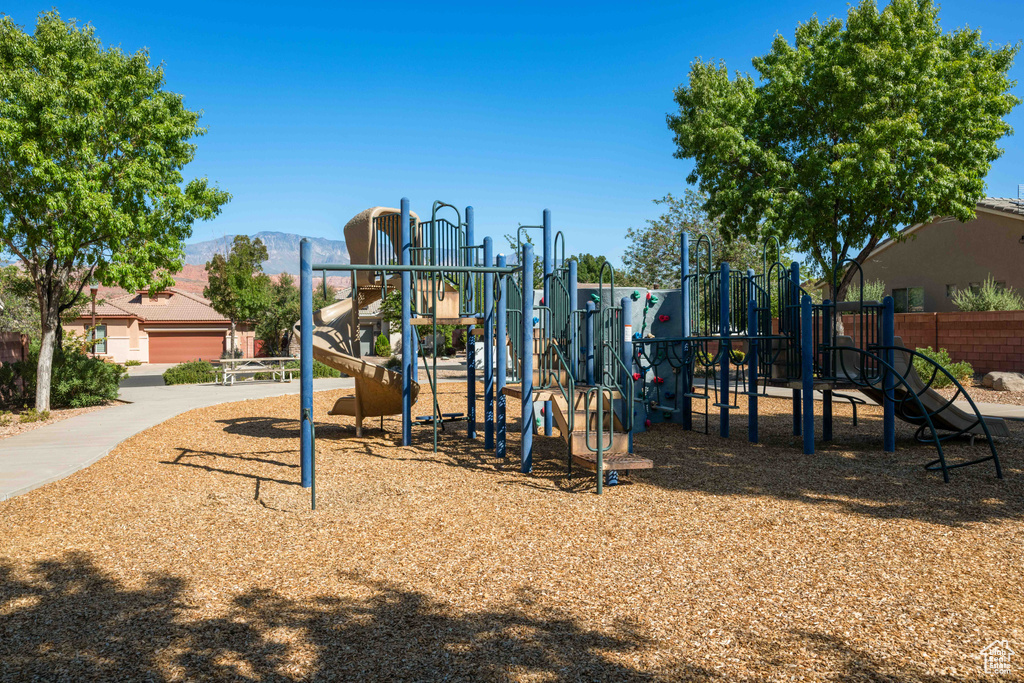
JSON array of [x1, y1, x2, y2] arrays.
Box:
[[970, 282, 982, 294], [92, 325, 107, 354], [946, 284, 957, 297], [892, 287, 924, 313]]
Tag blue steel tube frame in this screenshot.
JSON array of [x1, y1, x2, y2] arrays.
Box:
[[822, 298, 833, 442], [585, 301, 595, 385], [542, 209, 553, 436], [300, 239, 313, 488], [801, 294, 815, 455], [882, 296, 896, 452], [790, 261, 802, 436], [466, 207, 476, 439], [400, 198, 413, 446], [719, 262, 730, 438], [484, 237, 495, 449], [620, 296, 633, 453], [521, 242, 535, 473], [747, 269, 758, 443], [681, 231, 692, 431], [496, 254, 508, 458], [568, 259, 578, 382]]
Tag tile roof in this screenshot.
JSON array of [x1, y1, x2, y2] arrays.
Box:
[[977, 197, 1024, 215], [81, 287, 229, 323]]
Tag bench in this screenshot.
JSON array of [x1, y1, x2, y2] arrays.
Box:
[[214, 357, 296, 386]]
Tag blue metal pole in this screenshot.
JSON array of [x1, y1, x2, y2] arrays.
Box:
[[790, 261, 802, 436], [681, 231, 692, 431], [621, 296, 633, 453], [801, 294, 814, 455], [542, 209, 553, 437], [484, 237, 495, 449], [882, 295, 896, 453], [719, 262, 730, 439], [496, 254, 508, 459], [585, 301, 595, 385], [521, 242, 535, 473], [568, 258, 578, 382], [822, 298, 833, 442], [466, 206, 475, 439], [300, 239, 313, 487], [400, 197, 413, 446], [747, 269, 758, 443]]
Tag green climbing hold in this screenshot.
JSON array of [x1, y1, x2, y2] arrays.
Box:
[[590, 292, 600, 304], [631, 290, 640, 301]]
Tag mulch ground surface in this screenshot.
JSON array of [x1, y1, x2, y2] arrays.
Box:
[[1, 385, 1022, 681]]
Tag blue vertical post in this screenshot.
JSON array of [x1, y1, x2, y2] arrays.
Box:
[[822, 298, 833, 442], [791, 262, 802, 436], [496, 254, 508, 458], [568, 258, 578, 382], [882, 295, 896, 453], [400, 198, 413, 446], [466, 207, 476, 439], [484, 237, 494, 449], [747, 269, 758, 443], [521, 242, 535, 473], [719, 262, 730, 438], [801, 294, 814, 455], [681, 231, 692, 431], [299, 239, 313, 487], [585, 301, 595, 385], [542, 209, 553, 437], [620, 296, 633, 453]]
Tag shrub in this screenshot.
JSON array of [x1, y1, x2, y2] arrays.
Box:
[[163, 360, 218, 385], [729, 350, 746, 364], [843, 279, 885, 303], [952, 275, 1024, 311], [374, 333, 391, 357], [0, 410, 12, 426], [19, 408, 50, 423], [913, 347, 973, 389], [221, 347, 243, 359], [124, 359, 142, 367], [384, 355, 402, 371], [254, 359, 340, 380], [1, 336, 125, 408]]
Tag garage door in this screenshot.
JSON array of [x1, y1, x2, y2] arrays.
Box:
[[149, 331, 225, 363]]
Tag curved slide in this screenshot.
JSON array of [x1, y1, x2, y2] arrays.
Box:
[[835, 335, 1009, 438], [294, 206, 421, 423]]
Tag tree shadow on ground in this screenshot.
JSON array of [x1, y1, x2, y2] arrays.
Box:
[[0, 553, 981, 682]]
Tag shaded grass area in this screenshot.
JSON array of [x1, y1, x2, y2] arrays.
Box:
[[1, 385, 1022, 681]]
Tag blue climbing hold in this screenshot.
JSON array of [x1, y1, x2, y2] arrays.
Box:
[[532, 316, 539, 325]]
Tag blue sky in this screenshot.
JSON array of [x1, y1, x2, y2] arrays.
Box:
[[4, 1, 1023, 265]]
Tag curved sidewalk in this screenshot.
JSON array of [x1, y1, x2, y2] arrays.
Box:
[[0, 371, 354, 502]]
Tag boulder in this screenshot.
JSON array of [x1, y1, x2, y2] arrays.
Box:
[[983, 371, 1024, 392]]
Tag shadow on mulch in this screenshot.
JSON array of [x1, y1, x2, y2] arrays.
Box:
[[0, 552, 975, 682]]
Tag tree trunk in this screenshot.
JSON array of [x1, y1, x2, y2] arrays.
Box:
[[230, 320, 237, 358], [35, 304, 61, 412]]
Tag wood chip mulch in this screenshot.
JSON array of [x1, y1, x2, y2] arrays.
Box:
[[1, 384, 1022, 681]]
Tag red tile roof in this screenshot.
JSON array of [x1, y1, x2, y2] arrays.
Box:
[[78, 288, 229, 323]]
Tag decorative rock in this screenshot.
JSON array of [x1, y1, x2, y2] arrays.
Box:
[[983, 371, 1024, 392]]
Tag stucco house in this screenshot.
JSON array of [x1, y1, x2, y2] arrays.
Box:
[[857, 197, 1024, 312], [64, 287, 255, 364]]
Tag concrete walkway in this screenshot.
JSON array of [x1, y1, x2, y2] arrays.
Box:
[[0, 367, 354, 502]]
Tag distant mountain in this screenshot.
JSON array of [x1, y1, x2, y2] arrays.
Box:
[[184, 231, 349, 275]]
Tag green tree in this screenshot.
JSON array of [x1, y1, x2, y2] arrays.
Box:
[[504, 232, 543, 289], [667, 0, 1019, 302], [204, 236, 271, 355], [0, 12, 229, 410], [569, 253, 610, 283], [622, 190, 786, 288], [0, 266, 36, 336], [256, 273, 299, 356]]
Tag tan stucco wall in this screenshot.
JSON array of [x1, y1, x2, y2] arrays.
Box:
[[859, 210, 1024, 312]]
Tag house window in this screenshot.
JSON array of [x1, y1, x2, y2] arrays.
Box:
[[892, 287, 924, 313], [969, 282, 982, 294], [91, 324, 107, 354], [946, 284, 957, 298], [996, 280, 1007, 292]]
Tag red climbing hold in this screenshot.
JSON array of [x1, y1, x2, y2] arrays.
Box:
[[539, 297, 545, 305], [632, 372, 641, 381], [646, 292, 652, 300], [645, 418, 652, 428], [658, 314, 670, 322], [653, 376, 665, 384]]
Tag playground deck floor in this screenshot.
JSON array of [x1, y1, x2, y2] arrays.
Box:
[[1, 384, 1021, 681]]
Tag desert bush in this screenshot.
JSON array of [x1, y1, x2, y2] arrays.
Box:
[[19, 408, 50, 423], [385, 356, 402, 371], [1, 336, 125, 408], [254, 359, 340, 380], [843, 279, 885, 303], [163, 360, 218, 385], [125, 359, 142, 367], [374, 333, 391, 357], [0, 410, 12, 426], [952, 276, 1024, 311], [913, 347, 973, 389]]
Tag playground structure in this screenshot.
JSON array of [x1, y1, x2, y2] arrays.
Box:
[[296, 199, 1006, 507]]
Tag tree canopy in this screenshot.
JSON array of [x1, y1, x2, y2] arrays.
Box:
[[0, 12, 229, 409], [667, 0, 1020, 300], [569, 253, 610, 283], [204, 236, 271, 354]]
